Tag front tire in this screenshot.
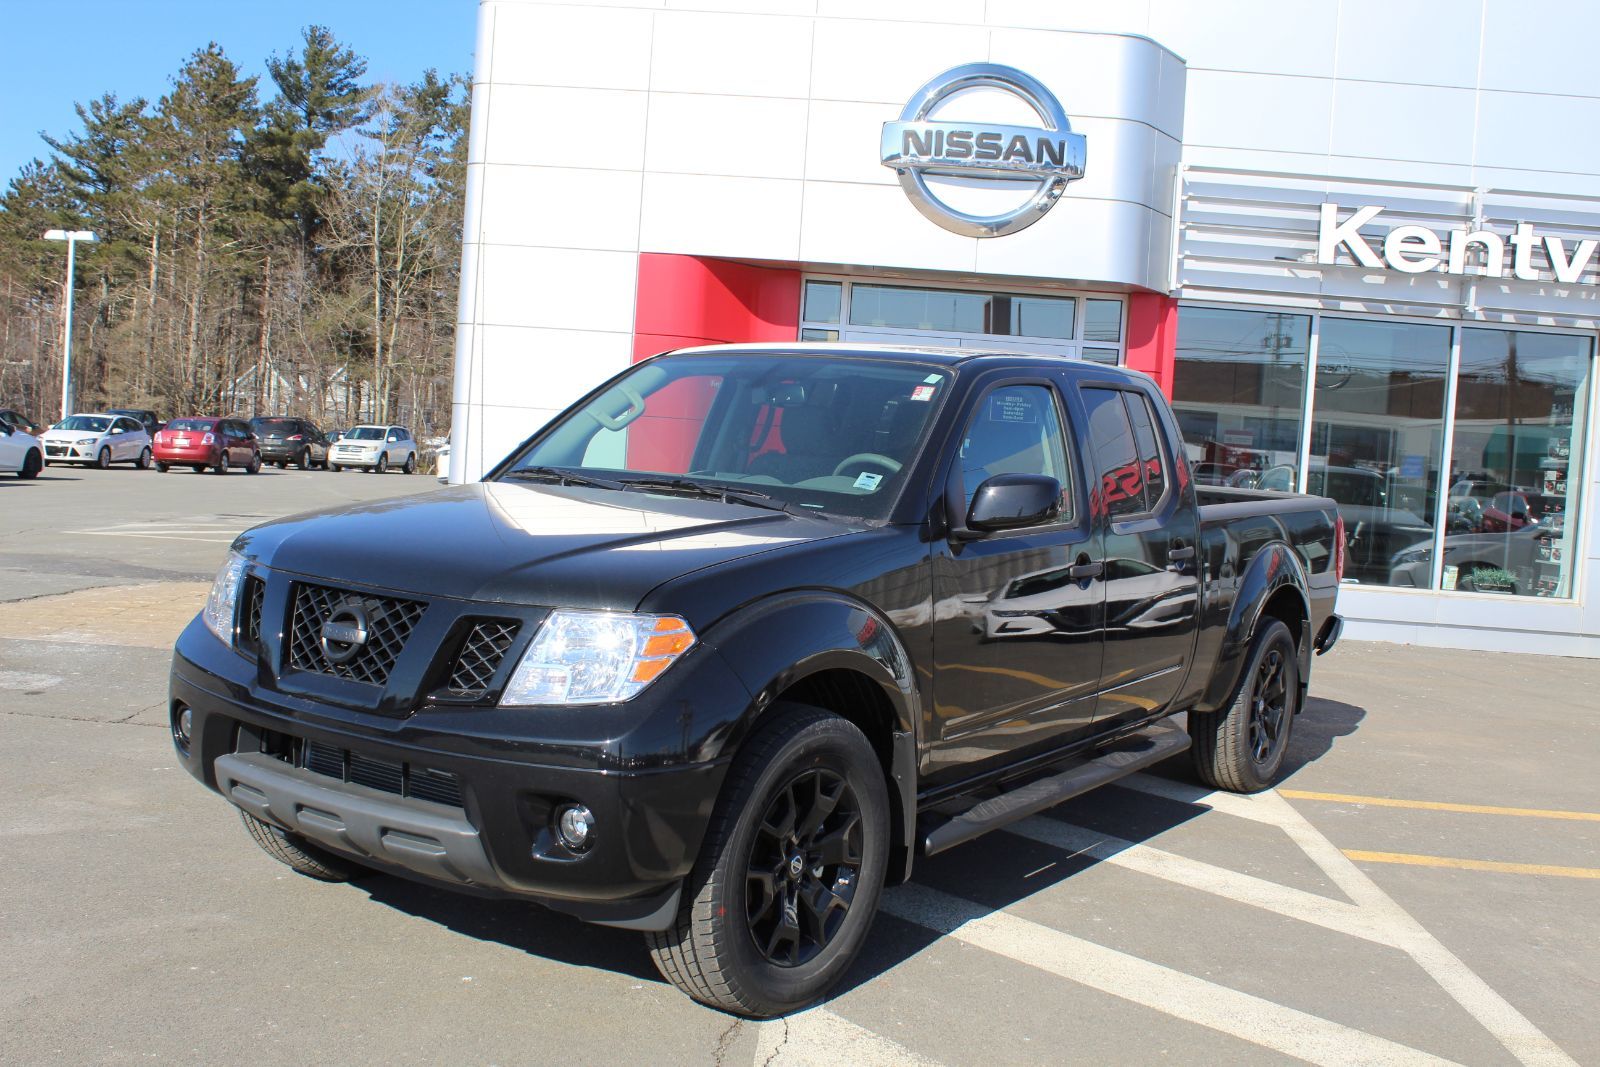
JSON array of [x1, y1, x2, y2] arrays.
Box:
[[646, 705, 889, 1018], [1190, 618, 1300, 793], [95, 447, 111, 470], [238, 810, 366, 881], [330, 463, 343, 472], [375, 453, 389, 474], [213, 453, 229, 475], [18, 448, 42, 479], [402, 452, 416, 475]]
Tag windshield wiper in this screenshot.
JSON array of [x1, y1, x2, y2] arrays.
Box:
[[615, 476, 796, 514], [504, 466, 627, 491]]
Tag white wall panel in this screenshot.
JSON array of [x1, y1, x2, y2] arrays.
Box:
[[816, 0, 986, 22], [973, 198, 1161, 288], [481, 85, 648, 170], [988, 30, 1177, 134], [1183, 70, 1331, 156], [1481, 0, 1600, 98], [985, 0, 1151, 35], [1148, 0, 1338, 78], [1475, 91, 1600, 176], [798, 182, 977, 274], [474, 326, 633, 414], [804, 100, 899, 186], [477, 165, 643, 251], [1330, 81, 1477, 168], [487, 2, 654, 89], [649, 9, 813, 97], [808, 18, 984, 105], [1334, 0, 1481, 88], [639, 173, 803, 260], [645, 93, 810, 179], [474, 244, 638, 332]]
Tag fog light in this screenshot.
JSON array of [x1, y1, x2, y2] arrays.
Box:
[[556, 804, 595, 852], [172, 705, 193, 753]]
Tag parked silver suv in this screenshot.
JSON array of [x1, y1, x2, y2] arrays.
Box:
[[329, 424, 417, 474]]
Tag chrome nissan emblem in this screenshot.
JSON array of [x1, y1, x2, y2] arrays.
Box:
[[788, 854, 805, 879], [880, 63, 1086, 238], [320, 601, 370, 665]]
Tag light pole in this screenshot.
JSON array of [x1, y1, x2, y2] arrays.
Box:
[[43, 229, 97, 420]]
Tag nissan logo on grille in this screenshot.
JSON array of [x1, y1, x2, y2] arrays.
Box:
[[320, 601, 370, 666], [880, 62, 1086, 238]]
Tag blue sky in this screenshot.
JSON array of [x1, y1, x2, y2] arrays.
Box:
[[2, 0, 477, 180]]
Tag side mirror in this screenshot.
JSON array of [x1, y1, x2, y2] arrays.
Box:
[[965, 474, 1062, 534], [387, 435, 399, 443]]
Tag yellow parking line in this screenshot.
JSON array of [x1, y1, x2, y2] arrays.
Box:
[[1343, 850, 1600, 879], [1280, 789, 1600, 823]]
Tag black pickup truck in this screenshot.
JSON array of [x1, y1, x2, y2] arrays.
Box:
[[170, 344, 1342, 1017]]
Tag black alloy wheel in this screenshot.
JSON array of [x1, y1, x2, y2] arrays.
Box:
[[1247, 645, 1288, 766], [1189, 617, 1300, 793], [746, 767, 865, 968]]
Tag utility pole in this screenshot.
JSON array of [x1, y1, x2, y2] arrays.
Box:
[[43, 229, 97, 420]]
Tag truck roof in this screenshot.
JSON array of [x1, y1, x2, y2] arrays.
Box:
[[662, 341, 1154, 382]]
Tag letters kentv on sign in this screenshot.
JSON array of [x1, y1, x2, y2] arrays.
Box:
[[1318, 204, 1600, 285], [881, 63, 1086, 238]]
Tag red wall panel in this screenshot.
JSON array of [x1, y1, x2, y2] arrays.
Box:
[[1125, 291, 1178, 397]]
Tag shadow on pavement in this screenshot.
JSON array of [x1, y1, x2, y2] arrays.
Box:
[[348, 697, 1370, 1003]]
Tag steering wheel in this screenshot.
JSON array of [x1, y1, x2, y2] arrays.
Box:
[[832, 453, 903, 478]]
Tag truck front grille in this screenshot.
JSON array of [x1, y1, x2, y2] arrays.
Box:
[[301, 739, 463, 808], [447, 621, 519, 696], [242, 575, 265, 649], [287, 583, 425, 686]]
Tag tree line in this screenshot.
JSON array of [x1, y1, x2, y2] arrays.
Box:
[[0, 27, 467, 434]]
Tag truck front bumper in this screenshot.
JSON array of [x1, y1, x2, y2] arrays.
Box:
[[170, 619, 744, 930]]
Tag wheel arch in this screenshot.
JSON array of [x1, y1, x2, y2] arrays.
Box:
[[1197, 542, 1311, 715]]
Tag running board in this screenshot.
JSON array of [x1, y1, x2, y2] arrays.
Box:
[[920, 719, 1192, 857]]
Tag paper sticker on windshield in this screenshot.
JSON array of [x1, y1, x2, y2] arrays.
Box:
[[923, 373, 943, 384], [853, 471, 884, 491], [909, 385, 936, 402]]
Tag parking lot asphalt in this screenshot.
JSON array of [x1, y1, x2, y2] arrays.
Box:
[[2, 467, 1596, 1065]]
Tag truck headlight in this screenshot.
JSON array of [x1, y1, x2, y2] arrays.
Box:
[[203, 550, 248, 645], [500, 610, 696, 706]]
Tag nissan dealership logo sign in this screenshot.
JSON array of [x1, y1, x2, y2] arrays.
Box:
[[881, 63, 1087, 238]]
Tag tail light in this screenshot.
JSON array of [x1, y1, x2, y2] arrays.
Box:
[[288, 434, 303, 441], [1333, 514, 1346, 582], [202, 432, 216, 445]]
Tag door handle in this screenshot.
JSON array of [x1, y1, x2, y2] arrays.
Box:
[[1168, 545, 1195, 561], [1069, 559, 1104, 580]]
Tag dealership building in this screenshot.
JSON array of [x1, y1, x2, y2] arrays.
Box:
[[452, 0, 1600, 657]]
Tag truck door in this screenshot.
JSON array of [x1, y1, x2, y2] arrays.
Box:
[[1077, 385, 1201, 727], [928, 377, 1106, 786]]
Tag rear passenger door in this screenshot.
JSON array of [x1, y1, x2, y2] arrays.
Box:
[[1076, 384, 1201, 726]]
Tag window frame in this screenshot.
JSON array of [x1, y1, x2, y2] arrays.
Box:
[[1078, 384, 1175, 526], [942, 375, 1086, 539]]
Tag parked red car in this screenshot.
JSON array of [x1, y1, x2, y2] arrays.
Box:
[[152, 417, 261, 475]]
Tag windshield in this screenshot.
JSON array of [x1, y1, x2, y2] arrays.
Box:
[[346, 426, 385, 441], [57, 415, 111, 433], [497, 353, 953, 519], [166, 418, 215, 432]]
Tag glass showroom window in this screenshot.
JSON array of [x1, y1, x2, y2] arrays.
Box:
[[1171, 307, 1309, 487], [1307, 318, 1450, 589], [1442, 329, 1591, 597]]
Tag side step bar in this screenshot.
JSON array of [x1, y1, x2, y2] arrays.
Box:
[[921, 718, 1192, 857]]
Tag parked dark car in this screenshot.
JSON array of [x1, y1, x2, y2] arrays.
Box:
[[171, 344, 1342, 1018], [249, 417, 330, 470], [0, 408, 44, 437], [107, 408, 164, 437], [152, 417, 261, 475]]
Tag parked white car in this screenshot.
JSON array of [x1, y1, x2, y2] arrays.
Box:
[[0, 420, 43, 479], [329, 424, 418, 474], [41, 413, 153, 469]]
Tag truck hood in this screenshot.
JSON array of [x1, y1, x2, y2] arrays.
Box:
[[234, 481, 854, 609]]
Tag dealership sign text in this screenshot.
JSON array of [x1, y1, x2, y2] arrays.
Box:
[[1319, 204, 1598, 284]]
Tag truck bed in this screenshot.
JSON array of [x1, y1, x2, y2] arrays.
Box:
[[1196, 483, 1341, 524]]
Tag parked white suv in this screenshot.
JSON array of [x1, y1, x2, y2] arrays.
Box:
[[41, 413, 153, 469], [329, 424, 417, 474], [0, 420, 43, 479]]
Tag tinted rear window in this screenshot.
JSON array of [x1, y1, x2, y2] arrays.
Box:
[[166, 419, 216, 432]]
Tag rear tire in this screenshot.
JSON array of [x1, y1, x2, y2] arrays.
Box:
[[1189, 618, 1299, 793], [246, 451, 261, 474], [238, 810, 366, 882], [18, 448, 41, 479], [155, 460, 170, 473], [645, 705, 889, 1018], [136, 447, 152, 470]]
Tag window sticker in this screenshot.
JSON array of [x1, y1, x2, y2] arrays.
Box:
[[853, 471, 884, 491], [923, 373, 943, 384], [988, 393, 1039, 423], [909, 385, 936, 402]]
